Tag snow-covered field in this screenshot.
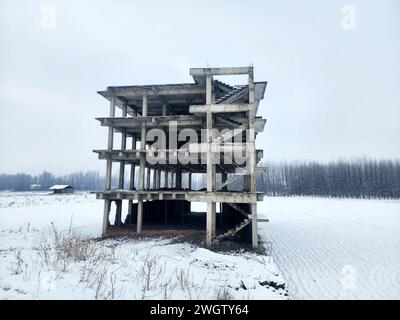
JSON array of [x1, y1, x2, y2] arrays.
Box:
[[0, 192, 286, 300], [259, 197, 400, 300], [1, 192, 399, 300]]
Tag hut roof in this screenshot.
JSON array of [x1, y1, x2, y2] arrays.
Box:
[[49, 185, 73, 190]]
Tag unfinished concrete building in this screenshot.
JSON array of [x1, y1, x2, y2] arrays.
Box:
[[94, 66, 267, 249]]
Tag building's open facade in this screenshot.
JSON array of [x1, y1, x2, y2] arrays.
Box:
[[94, 66, 267, 249]]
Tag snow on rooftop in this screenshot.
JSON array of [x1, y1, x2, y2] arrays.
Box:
[[49, 185, 72, 190]]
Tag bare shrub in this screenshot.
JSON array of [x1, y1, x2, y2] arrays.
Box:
[[216, 286, 233, 300], [136, 253, 165, 299], [10, 250, 24, 275], [176, 268, 190, 292], [174, 268, 209, 300], [31, 223, 124, 299]]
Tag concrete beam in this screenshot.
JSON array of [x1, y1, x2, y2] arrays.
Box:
[[96, 115, 203, 128], [95, 190, 263, 203], [99, 84, 204, 98], [190, 67, 252, 76], [190, 103, 258, 114]]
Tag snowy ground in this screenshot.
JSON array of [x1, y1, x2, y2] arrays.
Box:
[[2, 192, 398, 300], [0, 192, 287, 300], [258, 197, 400, 299]]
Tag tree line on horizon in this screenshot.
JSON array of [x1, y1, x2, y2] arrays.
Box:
[[256, 159, 400, 199], [0, 171, 103, 192], [1, 158, 399, 199]]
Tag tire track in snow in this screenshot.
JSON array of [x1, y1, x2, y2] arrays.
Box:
[[259, 197, 400, 299]]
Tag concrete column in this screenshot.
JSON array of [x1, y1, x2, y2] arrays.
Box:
[[146, 167, 151, 190], [102, 200, 111, 237], [104, 94, 115, 190], [119, 104, 128, 190], [138, 95, 147, 191], [205, 74, 216, 246], [161, 105, 167, 190], [137, 94, 147, 233], [188, 172, 192, 190], [164, 171, 169, 188], [116, 105, 127, 227], [152, 169, 157, 189], [115, 200, 122, 227], [128, 134, 136, 221], [174, 172, 177, 188], [176, 170, 182, 189], [102, 94, 116, 236], [156, 170, 161, 189], [248, 67, 258, 249], [137, 199, 143, 233], [206, 202, 216, 246]]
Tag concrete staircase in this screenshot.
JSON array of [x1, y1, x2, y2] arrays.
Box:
[[214, 114, 242, 128], [214, 79, 234, 93], [215, 85, 247, 104], [226, 202, 249, 218], [216, 174, 243, 190], [214, 218, 251, 243], [214, 123, 247, 144]]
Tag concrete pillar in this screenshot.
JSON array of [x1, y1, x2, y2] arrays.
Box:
[[102, 94, 116, 237], [128, 135, 136, 221], [102, 199, 111, 236], [156, 170, 161, 189], [119, 104, 127, 190], [176, 170, 182, 189], [162, 104, 167, 192], [115, 200, 122, 227], [146, 167, 151, 190], [205, 74, 216, 246], [104, 95, 115, 190], [117, 126, 125, 225], [161, 104, 167, 190], [164, 171, 169, 188], [188, 172, 192, 190], [248, 67, 258, 249], [137, 199, 143, 233], [137, 94, 147, 233], [152, 169, 157, 189]]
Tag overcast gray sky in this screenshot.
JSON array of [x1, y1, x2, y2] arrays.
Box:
[[0, 0, 399, 175]]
